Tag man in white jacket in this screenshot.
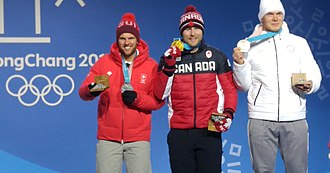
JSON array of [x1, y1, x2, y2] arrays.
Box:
[[232, 0, 322, 172]]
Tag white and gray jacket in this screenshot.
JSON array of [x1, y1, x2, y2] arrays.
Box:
[[233, 23, 322, 122]]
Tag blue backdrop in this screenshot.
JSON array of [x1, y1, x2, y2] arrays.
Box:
[[1, 0, 329, 173]]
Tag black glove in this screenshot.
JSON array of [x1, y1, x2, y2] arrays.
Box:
[[122, 90, 137, 105], [88, 83, 103, 97]]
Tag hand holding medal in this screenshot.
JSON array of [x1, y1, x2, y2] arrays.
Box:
[[233, 39, 250, 65], [232, 46, 245, 65], [162, 39, 183, 77], [237, 39, 251, 52]]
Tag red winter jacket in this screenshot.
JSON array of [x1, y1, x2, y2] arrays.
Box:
[[154, 40, 237, 129], [79, 40, 164, 142]]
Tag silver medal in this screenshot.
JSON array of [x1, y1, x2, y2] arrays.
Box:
[[237, 39, 251, 52], [121, 83, 134, 93]]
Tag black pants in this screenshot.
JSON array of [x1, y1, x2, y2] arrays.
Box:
[[167, 128, 222, 173]]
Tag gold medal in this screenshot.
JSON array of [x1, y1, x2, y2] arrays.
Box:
[[171, 39, 184, 51]]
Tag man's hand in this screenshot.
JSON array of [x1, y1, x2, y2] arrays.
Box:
[[232, 47, 245, 65], [122, 90, 137, 106], [162, 46, 181, 76], [88, 83, 104, 97], [211, 110, 234, 133], [294, 80, 313, 93], [164, 46, 181, 59]]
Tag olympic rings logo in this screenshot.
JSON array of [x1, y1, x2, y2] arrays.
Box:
[[6, 74, 75, 107]]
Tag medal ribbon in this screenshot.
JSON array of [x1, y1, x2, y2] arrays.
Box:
[[247, 28, 282, 42], [121, 51, 137, 84], [122, 58, 130, 84], [183, 41, 201, 51]]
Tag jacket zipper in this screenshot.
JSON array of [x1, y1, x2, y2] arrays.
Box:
[[121, 63, 133, 144], [254, 84, 263, 105], [272, 37, 280, 122], [122, 105, 125, 144], [192, 54, 197, 128]]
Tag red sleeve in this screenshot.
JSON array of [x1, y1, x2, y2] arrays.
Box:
[[153, 71, 171, 101], [218, 71, 238, 113], [78, 66, 100, 101], [132, 92, 165, 111]]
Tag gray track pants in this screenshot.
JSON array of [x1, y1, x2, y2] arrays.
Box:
[[248, 119, 308, 173]]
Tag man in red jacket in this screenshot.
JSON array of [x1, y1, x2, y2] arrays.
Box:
[[154, 5, 238, 173], [79, 13, 163, 173]]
